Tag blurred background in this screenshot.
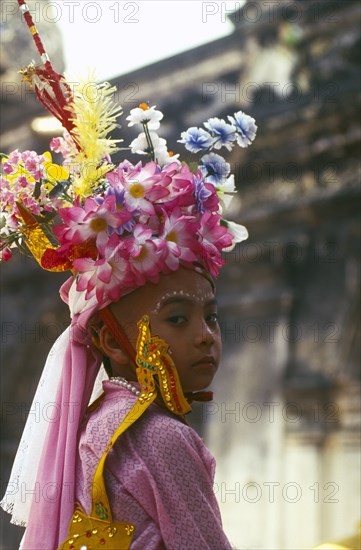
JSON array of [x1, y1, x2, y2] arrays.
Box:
[[1, 1, 360, 548]]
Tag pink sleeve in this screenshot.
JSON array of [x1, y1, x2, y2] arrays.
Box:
[[121, 416, 233, 550]]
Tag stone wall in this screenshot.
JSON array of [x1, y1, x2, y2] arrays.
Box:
[[206, 1, 361, 547]]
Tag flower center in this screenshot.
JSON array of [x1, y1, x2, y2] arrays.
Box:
[[130, 183, 145, 199], [136, 245, 148, 261], [139, 103, 150, 111], [90, 217, 107, 233], [166, 230, 177, 243]]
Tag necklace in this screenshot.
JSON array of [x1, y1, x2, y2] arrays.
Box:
[[110, 378, 189, 425], [109, 376, 140, 396]]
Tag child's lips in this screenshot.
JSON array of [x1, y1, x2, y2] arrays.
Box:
[[192, 356, 216, 369]]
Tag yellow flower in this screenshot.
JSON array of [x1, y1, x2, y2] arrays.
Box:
[[42, 151, 69, 183]]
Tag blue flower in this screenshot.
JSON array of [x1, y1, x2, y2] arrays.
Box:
[[228, 111, 257, 148], [193, 172, 213, 213], [105, 186, 126, 207], [204, 118, 236, 151], [200, 153, 230, 185], [178, 127, 213, 153]]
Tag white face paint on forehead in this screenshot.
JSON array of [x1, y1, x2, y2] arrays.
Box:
[[151, 288, 215, 315]]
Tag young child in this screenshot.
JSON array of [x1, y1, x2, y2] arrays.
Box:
[[74, 267, 231, 549], [0, 2, 257, 547]]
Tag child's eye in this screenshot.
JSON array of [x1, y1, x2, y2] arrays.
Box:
[[167, 315, 187, 325], [207, 313, 219, 324]]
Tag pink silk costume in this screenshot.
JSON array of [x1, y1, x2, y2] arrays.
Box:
[[75, 380, 233, 549]]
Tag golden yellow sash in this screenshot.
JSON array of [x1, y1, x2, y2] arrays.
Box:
[[57, 394, 156, 550]]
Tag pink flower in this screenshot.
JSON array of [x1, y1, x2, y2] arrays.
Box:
[[106, 160, 141, 187], [2, 161, 15, 175], [50, 137, 62, 152], [50, 130, 77, 164], [55, 195, 132, 251], [0, 245, 12, 262], [107, 161, 169, 217], [19, 195, 42, 216], [125, 224, 163, 285], [199, 212, 233, 249], [18, 175, 29, 187], [73, 234, 133, 303], [2, 149, 22, 173], [0, 149, 56, 228], [8, 150, 21, 165], [159, 208, 199, 271], [161, 164, 195, 208], [197, 212, 233, 277], [0, 180, 12, 204], [24, 153, 45, 180], [159, 164, 218, 214]]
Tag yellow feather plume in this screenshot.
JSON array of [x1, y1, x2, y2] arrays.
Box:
[[67, 72, 123, 198]]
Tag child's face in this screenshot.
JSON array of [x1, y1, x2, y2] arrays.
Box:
[[110, 267, 222, 393]]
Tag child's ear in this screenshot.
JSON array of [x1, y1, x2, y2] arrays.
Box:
[[98, 325, 130, 366]]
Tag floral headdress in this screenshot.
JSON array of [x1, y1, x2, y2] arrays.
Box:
[[1, 7, 257, 308], [1, 3, 257, 548]]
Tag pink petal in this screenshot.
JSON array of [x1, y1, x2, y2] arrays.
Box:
[[97, 262, 113, 283]]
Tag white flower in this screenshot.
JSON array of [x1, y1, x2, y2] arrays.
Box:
[[223, 219, 249, 251], [130, 132, 167, 155], [218, 174, 236, 209], [220, 174, 235, 194], [155, 147, 180, 167], [126, 104, 163, 130], [0, 212, 17, 237]]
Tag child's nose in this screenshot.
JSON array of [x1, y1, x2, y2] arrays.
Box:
[[194, 319, 216, 346]]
